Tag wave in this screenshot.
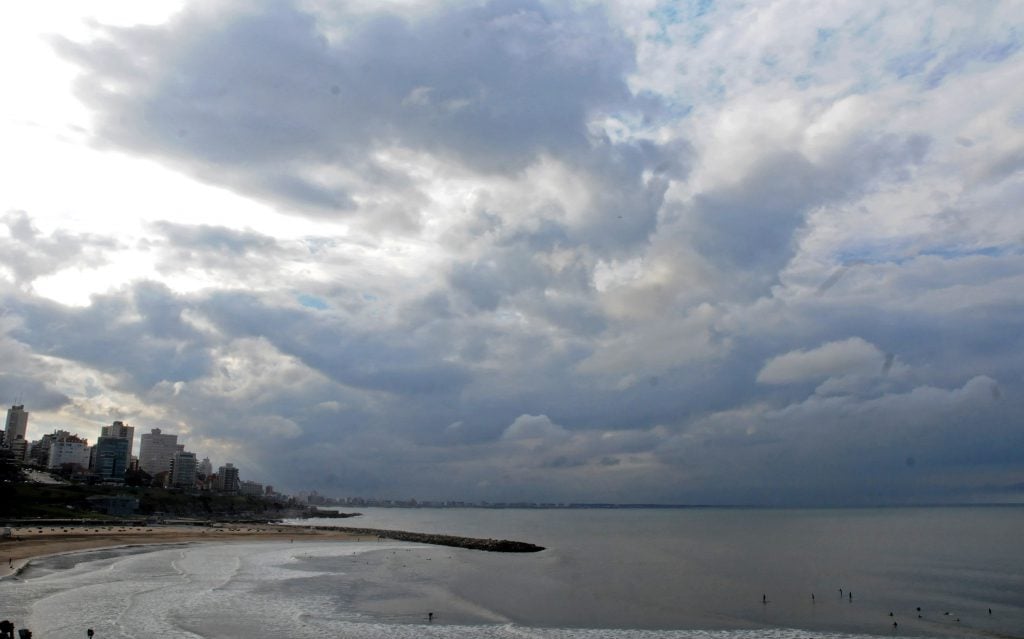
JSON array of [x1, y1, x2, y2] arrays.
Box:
[[0, 540, 951, 639]]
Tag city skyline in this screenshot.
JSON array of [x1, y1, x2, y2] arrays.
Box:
[[2, 1, 1023, 505], [3, 405, 239, 486]]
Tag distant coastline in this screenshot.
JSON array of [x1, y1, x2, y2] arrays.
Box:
[[308, 500, 1024, 510]]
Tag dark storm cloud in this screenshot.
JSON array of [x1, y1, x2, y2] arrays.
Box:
[[773, 254, 1024, 390], [5, 247, 1022, 504], [53, 0, 659, 223], [6, 282, 212, 391], [571, 138, 689, 253], [691, 134, 929, 289], [451, 261, 521, 312], [645, 252, 1024, 503], [449, 248, 551, 312], [653, 375, 1024, 505], [197, 291, 471, 395], [0, 374, 70, 412]]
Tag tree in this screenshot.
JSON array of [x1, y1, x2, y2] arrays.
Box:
[[0, 450, 23, 483], [123, 468, 152, 487]]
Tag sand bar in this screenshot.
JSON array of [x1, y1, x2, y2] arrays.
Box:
[[0, 523, 363, 578]]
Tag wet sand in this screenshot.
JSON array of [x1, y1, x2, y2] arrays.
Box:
[[0, 523, 363, 578]]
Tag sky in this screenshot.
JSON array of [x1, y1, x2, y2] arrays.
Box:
[[1, 0, 1023, 506]]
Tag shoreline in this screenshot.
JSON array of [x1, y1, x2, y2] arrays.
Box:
[[0, 522, 544, 579], [0, 523, 364, 579]]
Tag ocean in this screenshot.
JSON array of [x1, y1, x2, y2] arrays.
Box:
[[1, 506, 1021, 638]]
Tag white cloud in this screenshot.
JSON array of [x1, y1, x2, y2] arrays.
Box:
[[502, 414, 569, 441], [757, 337, 885, 385]]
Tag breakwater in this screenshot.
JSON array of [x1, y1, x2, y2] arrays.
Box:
[[297, 509, 361, 519], [314, 525, 545, 552]]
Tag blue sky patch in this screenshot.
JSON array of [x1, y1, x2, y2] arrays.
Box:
[[297, 294, 329, 310], [648, 0, 714, 44]]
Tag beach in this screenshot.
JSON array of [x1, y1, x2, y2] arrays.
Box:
[[1, 507, 1022, 638], [0, 523, 362, 579]]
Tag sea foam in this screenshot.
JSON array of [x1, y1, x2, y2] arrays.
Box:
[[1, 536, 948, 639]]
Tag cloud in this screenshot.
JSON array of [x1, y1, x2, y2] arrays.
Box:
[[687, 131, 929, 293], [656, 375, 1020, 505], [153, 222, 279, 256], [502, 414, 569, 441], [0, 374, 70, 412], [7, 282, 213, 392], [757, 337, 886, 385], [0, 211, 118, 286], [2, 1, 1022, 505], [53, 0, 658, 220], [196, 290, 473, 396]]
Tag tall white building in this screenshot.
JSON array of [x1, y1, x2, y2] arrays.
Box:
[[138, 428, 181, 475], [100, 421, 135, 459], [30, 429, 75, 466], [47, 436, 91, 469], [4, 405, 28, 449], [169, 450, 198, 489]]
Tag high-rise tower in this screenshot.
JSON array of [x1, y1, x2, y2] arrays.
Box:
[[170, 450, 198, 489], [94, 436, 131, 481], [4, 405, 28, 449], [216, 463, 240, 494], [101, 420, 135, 459], [138, 428, 180, 475]]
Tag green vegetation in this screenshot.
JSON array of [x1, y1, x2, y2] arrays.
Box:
[[0, 482, 294, 520]]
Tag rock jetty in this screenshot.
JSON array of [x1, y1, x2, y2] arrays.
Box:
[[315, 526, 545, 553], [297, 508, 361, 519]]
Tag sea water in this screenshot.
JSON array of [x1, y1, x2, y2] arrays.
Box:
[[1, 507, 1022, 638]]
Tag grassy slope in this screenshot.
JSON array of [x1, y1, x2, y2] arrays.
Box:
[[0, 482, 291, 519]]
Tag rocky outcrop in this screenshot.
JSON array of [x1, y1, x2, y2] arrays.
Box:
[[316, 526, 545, 552]]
